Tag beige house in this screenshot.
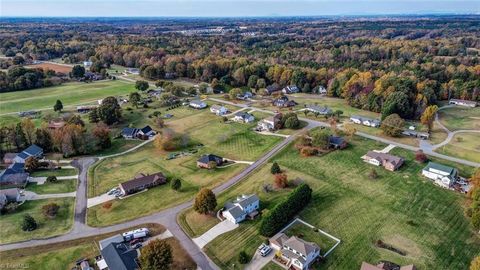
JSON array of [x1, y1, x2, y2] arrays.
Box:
[[361, 151, 404, 171], [270, 233, 320, 270]]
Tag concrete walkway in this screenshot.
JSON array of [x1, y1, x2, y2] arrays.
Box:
[[192, 220, 238, 249], [87, 193, 116, 208], [255, 130, 290, 138], [376, 144, 396, 153], [23, 191, 76, 201]]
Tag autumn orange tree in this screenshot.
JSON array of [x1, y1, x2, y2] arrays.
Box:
[[420, 105, 438, 132]]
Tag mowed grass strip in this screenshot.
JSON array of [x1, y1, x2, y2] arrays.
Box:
[[438, 106, 480, 131], [26, 180, 76, 194], [0, 198, 74, 244], [202, 136, 479, 269], [0, 80, 134, 114]]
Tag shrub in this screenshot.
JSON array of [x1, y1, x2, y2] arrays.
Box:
[[368, 168, 378, 179], [274, 173, 288, 189], [300, 146, 318, 157], [415, 150, 428, 163], [21, 214, 37, 231], [42, 203, 60, 218], [171, 178, 181, 191], [259, 183, 312, 237], [46, 176, 58, 183], [270, 162, 281, 174], [238, 251, 250, 264], [194, 188, 217, 214]]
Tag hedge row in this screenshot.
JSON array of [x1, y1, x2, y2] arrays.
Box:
[[259, 183, 312, 237]]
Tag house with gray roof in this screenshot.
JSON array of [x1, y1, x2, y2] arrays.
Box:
[[222, 194, 259, 224], [270, 233, 321, 270], [96, 242, 139, 270], [422, 162, 459, 189], [233, 112, 255, 123], [350, 115, 381, 128], [449, 98, 477, 108], [0, 163, 29, 188], [189, 99, 207, 109], [305, 104, 332, 115], [0, 188, 21, 209]]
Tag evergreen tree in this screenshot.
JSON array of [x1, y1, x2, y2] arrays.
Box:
[[171, 178, 181, 191], [21, 214, 37, 231], [271, 162, 281, 174], [53, 99, 63, 112]]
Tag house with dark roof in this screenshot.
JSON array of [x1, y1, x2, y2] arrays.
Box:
[[0, 162, 28, 188], [402, 130, 429, 140], [270, 233, 321, 270], [257, 113, 283, 131], [282, 85, 300, 94], [13, 144, 43, 163], [99, 234, 125, 250], [222, 194, 260, 224], [273, 96, 297, 107], [96, 242, 139, 270], [233, 112, 255, 123], [306, 104, 332, 115], [118, 172, 166, 195], [266, 84, 281, 95], [422, 162, 458, 189], [121, 126, 155, 140], [362, 151, 404, 171], [197, 154, 224, 169], [237, 91, 253, 100], [328, 136, 347, 149]]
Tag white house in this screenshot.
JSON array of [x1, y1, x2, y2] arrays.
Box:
[[282, 85, 300, 94], [83, 61, 93, 68], [257, 114, 282, 131], [189, 100, 207, 109], [317, 86, 327, 95], [270, 233, 321, 270], [350, 115, 381, 128], [222, 194, 259, 224], [233, 112, 255, 123], [422, 162, 458, 189], [449, 99, 477, 108], [210, 105, 228, 115]]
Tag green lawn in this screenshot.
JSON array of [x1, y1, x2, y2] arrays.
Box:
[[283, 221, 338, 255], [30, 168, 77, 177], [438, 106, 480, 131], [0, 198, 74, 244], [262, 262, 285, 270], [0, 80, 134, 114], [435, 132, 480, 163], [26, 180, 76, 194], [201, 136, 479, 269]]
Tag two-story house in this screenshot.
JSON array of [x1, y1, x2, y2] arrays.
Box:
[[422, 162, 458, 189], [270, 233, 321, 270], [222, 194, 260, 224]]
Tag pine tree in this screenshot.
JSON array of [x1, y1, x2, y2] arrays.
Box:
[[53, 99, 63, 112], [271, 162, 281, 174], [21, 214, 37, 231]]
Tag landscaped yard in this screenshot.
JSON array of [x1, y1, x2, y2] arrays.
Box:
[[200, 136, 478, 269], [26, 180, 76, 194], [283, 221, 339, 256], [438, 106, 480, 131], [435, 132, 480, 163], [0, 79, 134, 115], [0, 198, 74, 244]]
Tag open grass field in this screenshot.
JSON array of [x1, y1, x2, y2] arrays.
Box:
[[0, 198, 74, 244], [438, 106, 480, 131], [26, 180, 76, 194], [0, 79, 134, 115], [201, 136, 478, 270], [0, 223, 194, 270], [436, 132, 480, 163], [26, 62, 72, 73]]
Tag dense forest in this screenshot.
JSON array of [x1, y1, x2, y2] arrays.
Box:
[[0, 16, 479, 119]]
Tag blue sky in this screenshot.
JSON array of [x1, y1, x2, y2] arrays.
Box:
[[2, 0, 479, 17]]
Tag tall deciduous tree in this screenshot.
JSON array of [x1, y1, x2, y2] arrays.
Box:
[[194, 188, 217, 214], [139, 239, 172, 270], [71, 65, 85, 78], [135, 80, 149, 91], [97, 96, 122, 125], [420, 105, 439, 132], [380, 114, 405, 137], [129, 92, 141, 108], [21, 118, 35, 145]]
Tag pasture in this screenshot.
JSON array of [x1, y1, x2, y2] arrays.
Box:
[[201, 136, 478, 269], [436, 132, 480, 163], [438, 106, 480, 131]]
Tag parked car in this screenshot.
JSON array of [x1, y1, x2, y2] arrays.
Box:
[[260, 246, 271, 257], [107, 188, 118, 195], [257, 243, 267, 251]]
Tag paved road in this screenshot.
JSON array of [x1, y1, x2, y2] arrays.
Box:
[[0, 128, 302, 270], [71, 158, 97, 232]]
